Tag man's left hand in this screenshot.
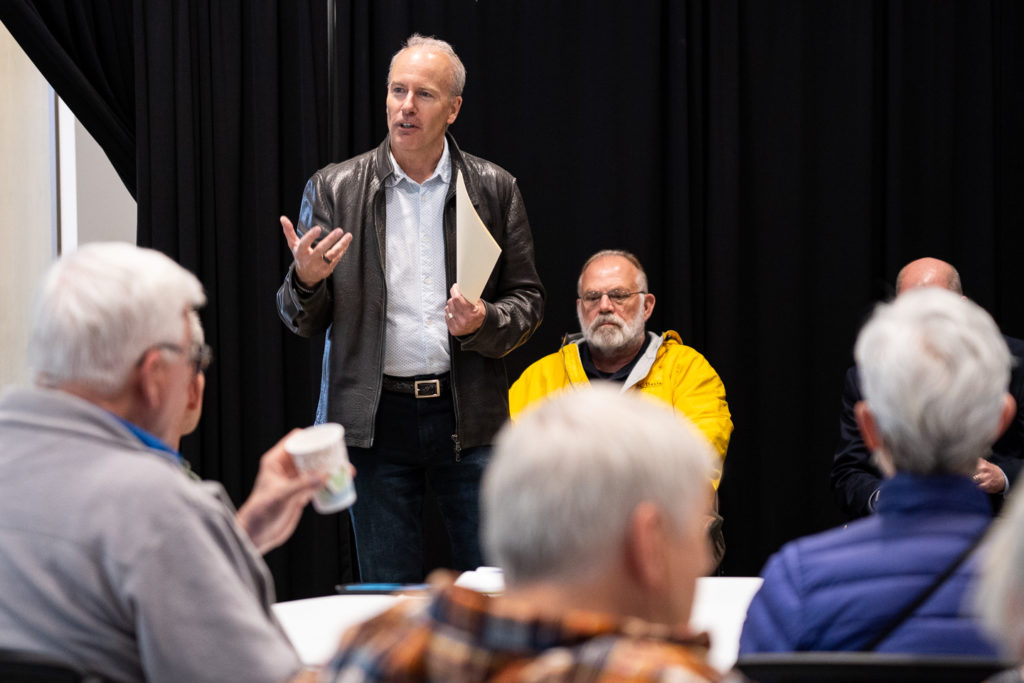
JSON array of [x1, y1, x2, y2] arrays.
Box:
[[445, 283, 485, 336], [236, 430, 327, 554], [973, 458, 1007, 494]]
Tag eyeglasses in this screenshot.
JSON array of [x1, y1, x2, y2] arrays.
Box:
[[579, 289, 646, 308], [151, 341, 213, 374]]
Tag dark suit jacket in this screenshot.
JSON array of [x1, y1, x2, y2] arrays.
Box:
[[830, 335, 1024, 518]]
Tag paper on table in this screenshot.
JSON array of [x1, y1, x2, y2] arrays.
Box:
[[456, 169, 501, 304]]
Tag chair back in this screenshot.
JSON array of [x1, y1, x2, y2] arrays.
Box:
[[0, 649, 105, 682], [735, 651, 1014, 683]]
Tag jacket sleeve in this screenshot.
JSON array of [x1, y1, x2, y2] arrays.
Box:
[[739, 546, 807, 655], [830, 366, 882, 518], [458, 180, 545, 359], [275, 175, 335, 338], [122, 481, 301, 683], [508, 367, 536, 420], [670, 351, 733, 486]]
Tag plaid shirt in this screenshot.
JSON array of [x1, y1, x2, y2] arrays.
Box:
[[321, 582, 722, 682]]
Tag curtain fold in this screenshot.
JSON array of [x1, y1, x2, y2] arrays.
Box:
[[132, 0, 352, 596], [0, 1, 136, 195], [2, 0, 353, 598]]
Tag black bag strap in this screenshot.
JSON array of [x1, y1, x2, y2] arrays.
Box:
[[861, 527, 988, 651]]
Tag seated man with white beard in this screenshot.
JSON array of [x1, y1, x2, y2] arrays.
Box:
[[510, 250, 732, 563]]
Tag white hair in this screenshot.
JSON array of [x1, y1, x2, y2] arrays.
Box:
[[388, 33, 466, 98], [977, 488, 1024, 660], [29, 242, 206, 396], [576, 249, 649, 296], [187, 309, 205, 346], [482, 384, 714, 586], [854, 288, 1011, 475]]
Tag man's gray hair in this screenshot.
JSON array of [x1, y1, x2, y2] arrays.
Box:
[[482, 384, 713, 586], [977, 488, 1024, 659], [577, 249, 649, 295], [187, 309, 205, 347], [854, 288, 1010, 475], [29, 242, 206, 396], [388, 33, 466, 98]]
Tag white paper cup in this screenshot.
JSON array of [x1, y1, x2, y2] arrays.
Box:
[[285, 423, 356, 514]]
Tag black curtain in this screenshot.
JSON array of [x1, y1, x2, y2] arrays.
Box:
[[1, 0, 353, 599], [321, 0, 1024, 576], [4, 0, 1024, 593], [0, 2, 136, 194], [131, 1, 354, 597]]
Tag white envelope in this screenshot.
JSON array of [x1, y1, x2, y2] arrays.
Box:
[[455, 169, 502, 304]]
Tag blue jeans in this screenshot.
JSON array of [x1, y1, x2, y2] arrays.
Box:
[[347, 388, 489, 582]]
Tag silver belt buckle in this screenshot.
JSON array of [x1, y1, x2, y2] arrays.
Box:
[[413, 379, 441, 399]]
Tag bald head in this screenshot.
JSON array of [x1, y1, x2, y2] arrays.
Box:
[[895, 257, 962, 296]]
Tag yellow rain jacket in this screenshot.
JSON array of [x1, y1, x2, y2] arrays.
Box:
[[509, 331, 733, 488]]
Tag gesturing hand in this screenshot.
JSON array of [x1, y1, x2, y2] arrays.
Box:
[[281, 215, 353, 288]]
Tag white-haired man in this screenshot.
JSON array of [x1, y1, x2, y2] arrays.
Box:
[[0, 243, 324, 682], [741, 288, 1011, 655], [831, 257, 1024, 517], [277, 33, 544, 582], [320, 386, 722, 681]]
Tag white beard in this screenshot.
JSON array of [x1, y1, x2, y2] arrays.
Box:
[[578, 302, 646, 356]]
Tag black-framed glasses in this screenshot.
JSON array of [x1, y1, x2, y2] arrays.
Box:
[[151, 341, 213, 374], [579, 289, 646, 308]]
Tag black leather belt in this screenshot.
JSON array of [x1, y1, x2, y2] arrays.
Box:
[[382, 374, 450, 398]]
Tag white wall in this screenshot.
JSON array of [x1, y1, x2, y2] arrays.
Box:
[[74, 117, 136, 244], [0, 22, 55, 388], [0, 23, 135, 389]]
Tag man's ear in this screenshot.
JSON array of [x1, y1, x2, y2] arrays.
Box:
[[447, 95, 463, 125], [642, 293, 656, 322], [996, 393, 1017, 441], [624, 502, 667, 590], [856, 400, 896, 476], [854, 401, 882, 451], [135, 349, 166, 409], [186, 371, 206, 413]]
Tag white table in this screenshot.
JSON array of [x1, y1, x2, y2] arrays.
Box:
[[273, 575, 763, 672], [690, 576, 763, 671]]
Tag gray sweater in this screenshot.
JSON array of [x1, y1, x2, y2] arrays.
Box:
[[0, 386, 301, 682]]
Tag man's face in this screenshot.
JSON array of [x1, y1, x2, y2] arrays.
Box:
[[386, 47, 462, 161], [577, 256, 654, 355], [148, 313, 201, 445]]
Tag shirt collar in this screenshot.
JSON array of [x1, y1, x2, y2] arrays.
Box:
[[387, 137, 451, 187], [876, 472, 991, 517], [111, 414, 183, 465]]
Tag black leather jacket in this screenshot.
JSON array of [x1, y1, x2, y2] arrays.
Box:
[[277, 134, 545, 450]]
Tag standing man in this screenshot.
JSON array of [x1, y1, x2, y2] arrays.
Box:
[[831, 257, 1024, 518], [509, 250, 731, 564], [277, 35, 544, 582]]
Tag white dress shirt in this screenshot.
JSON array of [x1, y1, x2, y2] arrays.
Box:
[[381, 140, 452, 376]]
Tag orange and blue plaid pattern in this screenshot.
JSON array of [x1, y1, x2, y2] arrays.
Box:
[[321, 583, 721, 682]]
